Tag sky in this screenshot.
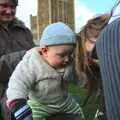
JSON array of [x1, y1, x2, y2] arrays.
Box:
[[16, 0, 119, 32]]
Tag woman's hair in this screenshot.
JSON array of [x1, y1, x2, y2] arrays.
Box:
[[75, 14, 110, 105], [76, 13, 111, 77], [75, 0, 120, 105], [76, 0, 120, 76]]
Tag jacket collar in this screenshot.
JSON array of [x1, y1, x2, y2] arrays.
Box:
[[10, 17, 26, 29], [0, 17, 26, 30]]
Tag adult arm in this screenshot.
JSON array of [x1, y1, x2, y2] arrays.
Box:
[[0, 50, 26, 83]]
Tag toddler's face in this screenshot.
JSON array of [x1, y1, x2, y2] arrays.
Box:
[[43, 45, 75, 68]]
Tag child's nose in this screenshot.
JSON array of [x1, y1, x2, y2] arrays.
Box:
[[64, 56, 72, 64], [64, 56, 69, 62]]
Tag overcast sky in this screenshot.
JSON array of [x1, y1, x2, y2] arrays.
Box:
[[16, 0, 119, 32], [16, 0, 37, 28], [75, 0, 95, 32], [16, 0, 95, 32]]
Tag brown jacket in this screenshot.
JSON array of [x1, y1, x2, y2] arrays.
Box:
[[0, 18, 35, 96]]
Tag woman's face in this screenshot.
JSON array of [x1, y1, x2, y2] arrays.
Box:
[[85, 37, 97, 56]]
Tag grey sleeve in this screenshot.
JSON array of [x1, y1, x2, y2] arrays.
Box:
[[7, 53, 35, 102]]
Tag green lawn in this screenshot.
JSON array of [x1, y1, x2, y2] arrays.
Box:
[[69, 84, 100, 120]]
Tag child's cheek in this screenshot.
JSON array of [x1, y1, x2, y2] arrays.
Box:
[[55, 60, 64, 65]]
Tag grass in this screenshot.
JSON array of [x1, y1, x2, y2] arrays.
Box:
[[69, 83, 100, 120]]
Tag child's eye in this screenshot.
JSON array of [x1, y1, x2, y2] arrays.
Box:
[[59, 54, 65, 57]]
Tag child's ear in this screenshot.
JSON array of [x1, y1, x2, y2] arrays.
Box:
[[41, 46, 49, 55]]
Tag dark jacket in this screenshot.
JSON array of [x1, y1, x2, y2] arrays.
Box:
[[0, 18, 35, 97]]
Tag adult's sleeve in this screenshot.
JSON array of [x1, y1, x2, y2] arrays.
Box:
[[0, 50, 26, 83], [7, 52, 36, 102]]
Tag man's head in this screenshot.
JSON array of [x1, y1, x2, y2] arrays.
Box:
[[0, 0, 18, 24], [39, 22, 76, 68]]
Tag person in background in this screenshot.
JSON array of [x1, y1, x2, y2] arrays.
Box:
[[76, 13, 111, 89], [0, 0, 35, 119], [75, 13, 111, 119], [6, 22, 84, 120], [96, 1, 120, 120]]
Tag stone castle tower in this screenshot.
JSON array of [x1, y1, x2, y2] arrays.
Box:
[[30, 0, 75, 43]]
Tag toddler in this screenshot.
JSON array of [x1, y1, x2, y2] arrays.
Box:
[[7, 22, 84, 120]]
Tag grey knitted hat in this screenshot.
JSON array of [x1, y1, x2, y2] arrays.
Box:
[[40, 22, 76, 48]]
